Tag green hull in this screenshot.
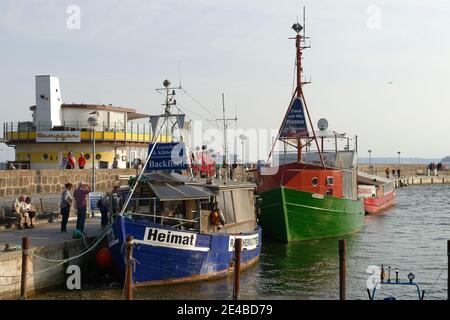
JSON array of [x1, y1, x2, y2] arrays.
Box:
[[259, 187, 365, 242]]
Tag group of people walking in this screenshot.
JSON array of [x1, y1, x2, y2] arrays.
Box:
[[59, 182, 121, 234], [64, 152, 86, 170]]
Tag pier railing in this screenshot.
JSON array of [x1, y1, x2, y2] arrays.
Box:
[[2, 121, 171, 144]]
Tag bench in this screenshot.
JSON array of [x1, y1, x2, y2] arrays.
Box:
[[0, 202, 19, 229], [39, 198, 61, 223]]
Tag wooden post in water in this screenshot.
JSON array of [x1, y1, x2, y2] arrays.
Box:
[[124, 235, 134, 300], [233, 238, 242, 300], [339, 239, 346, 300], [19, 237, 29, 300]]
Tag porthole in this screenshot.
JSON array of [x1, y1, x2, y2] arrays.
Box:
[[42, 153, 49, 160], [85, 153, 91, 160], [95, 154, 102, 160], [312, 177, 319, 187]]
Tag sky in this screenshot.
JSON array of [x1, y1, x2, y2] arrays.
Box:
[[1, 0, 450, 162]]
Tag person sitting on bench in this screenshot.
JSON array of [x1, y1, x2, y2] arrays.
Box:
[[13, 195, 26, 229], [21, 197, 36, 229]]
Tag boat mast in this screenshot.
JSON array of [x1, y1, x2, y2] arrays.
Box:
[[292, 9, 326, 168]]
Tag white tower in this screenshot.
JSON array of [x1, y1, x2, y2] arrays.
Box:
[[35, 75, 63, 129]]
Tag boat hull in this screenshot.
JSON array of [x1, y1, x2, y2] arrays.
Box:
[[364, 191, 396, 214], [108, 216, 261, 286], [258, 186, 365, 242]]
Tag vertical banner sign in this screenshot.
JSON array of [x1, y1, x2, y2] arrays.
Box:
[[89, 192, 103, 211], [280, 97, 309, 138], [146, 142, 189, 171]]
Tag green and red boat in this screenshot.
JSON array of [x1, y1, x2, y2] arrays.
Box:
[[255, 20, 364, 243]]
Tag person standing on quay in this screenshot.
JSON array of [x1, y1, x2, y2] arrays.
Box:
[[110, 185, 122, 221], [77, 152, 86, 169], [60, 183, 73, 232], [66, 152, 76, 169], [98, 192, 110, 230], [74, 182, 91, 234], [385, 167, 390, 179]]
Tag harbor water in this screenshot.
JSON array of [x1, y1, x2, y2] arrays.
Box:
[[34, 184, 449, 300]]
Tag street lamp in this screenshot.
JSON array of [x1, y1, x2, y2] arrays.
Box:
[[239, 134, 247, 182], [368, 150, 372, 174], [87, 113, 99, 192]]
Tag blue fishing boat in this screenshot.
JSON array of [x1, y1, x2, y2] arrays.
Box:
[[107, 80, 262, 286], [107, 173, 261, 285]]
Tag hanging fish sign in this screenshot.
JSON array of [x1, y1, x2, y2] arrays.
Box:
[[280, 97, 309, 139]]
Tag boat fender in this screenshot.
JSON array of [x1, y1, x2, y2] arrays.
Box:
[[218, 210, 226, 226], [210, 211, 220, 226]]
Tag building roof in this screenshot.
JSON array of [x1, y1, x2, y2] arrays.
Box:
[[29, 103, 150, 120]]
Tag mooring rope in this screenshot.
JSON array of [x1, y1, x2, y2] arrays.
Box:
[[31, 226, 111, 264], [426, 262, 448, 299]]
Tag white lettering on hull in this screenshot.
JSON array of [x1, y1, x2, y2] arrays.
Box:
[[134, 227, 210, 252]]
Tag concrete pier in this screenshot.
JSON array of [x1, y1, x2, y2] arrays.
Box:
[[0, 219, 102, 299], [395, 176, 450, 188]]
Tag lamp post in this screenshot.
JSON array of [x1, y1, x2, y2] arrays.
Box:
[[368, 150, 372, 174], [88, 114, 99, 192], [239, 134, 247, 182]]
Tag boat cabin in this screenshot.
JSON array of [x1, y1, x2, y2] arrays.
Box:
[[120, 172, 258, 234]]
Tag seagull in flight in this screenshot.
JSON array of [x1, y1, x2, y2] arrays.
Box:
[[387, 81, 394, 85]]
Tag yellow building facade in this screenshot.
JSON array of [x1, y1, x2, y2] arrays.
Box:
[[2, 75, 173, 169]]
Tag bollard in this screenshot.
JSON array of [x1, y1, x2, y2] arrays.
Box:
[[19, 237, 30, 300], [233, 238, 242, 300], [339, 239, 346, 300], [124, 235, 134, 300]]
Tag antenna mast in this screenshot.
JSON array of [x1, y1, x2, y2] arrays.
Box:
[[217, 93, 237, 184]]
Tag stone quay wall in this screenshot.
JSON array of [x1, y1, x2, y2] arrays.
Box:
[[0, 169, 136, 198]]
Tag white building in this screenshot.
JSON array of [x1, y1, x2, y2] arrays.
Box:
[[2, 75, 171, 169]]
